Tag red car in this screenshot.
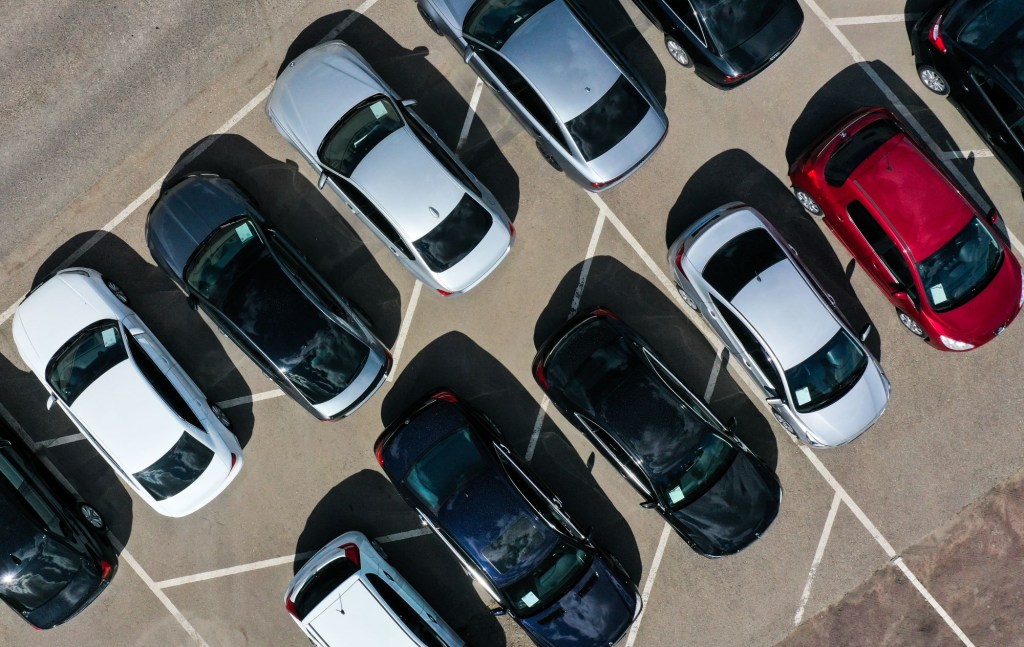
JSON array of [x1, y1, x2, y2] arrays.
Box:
[[789, 107, 1023, 351]]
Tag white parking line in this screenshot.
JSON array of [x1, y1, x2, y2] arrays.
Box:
[[940, 149, 995, 160], [830, 14, 920, 26], [388, 279, 423, 382], [625, 522, 672, 647], [524, 397, 551, 462], [794, 492, 842, 625], [217, 389, 285, 409], [36, 432, 85, 449], [456, 79, 485, 154], [704, 351, 724, 401]]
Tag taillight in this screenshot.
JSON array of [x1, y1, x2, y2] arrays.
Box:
[[340, 543, 360, 569], [590, 180, 609, 189], [509, 223, 516, 237], [989, 211, 1000, 225], [674, 244, 685, 270], [437, 288, 453, 296], [929, 13, 947, 53], [285, 595, 299, 619], [99, 560, 113, 581], [374, 442, 386, 466], [591, 308, 619, 320], [534, 361, 549, 389], [229, 453, 237, 470], [433, 391, 458, 404], [724, 71, 753, 84]]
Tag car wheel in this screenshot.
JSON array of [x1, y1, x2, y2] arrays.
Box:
[[79, 503, 105, 530], [771, 410, 796, 436], [209, 403, 233, 430], [793, 188, 823, 216], [370, 538, 390, 562], [417, 4, 442, 35], [104, 279, 130, 305], [918, 66, 949, 96], [536, 141, 562, 171], [664, 36, 693, 68], [897, 309, 926, 338]]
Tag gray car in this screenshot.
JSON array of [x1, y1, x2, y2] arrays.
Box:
[[668, 203, 890, 448], [418, 0, 669, 191], [266, 41, 514, 297]]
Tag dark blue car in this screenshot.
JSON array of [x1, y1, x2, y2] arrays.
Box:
[[375, 390, 640, 647]]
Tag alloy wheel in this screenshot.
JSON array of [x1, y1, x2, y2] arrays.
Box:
[[918, 66, 949, 96]]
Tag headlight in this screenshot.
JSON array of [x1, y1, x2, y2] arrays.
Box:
[[939, 335, 974, 351]]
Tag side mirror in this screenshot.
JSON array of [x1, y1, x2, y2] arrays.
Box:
[[185, 296, 198, 311], [490, 607, 508, 617], [988, 207, 1000, 225], [766, 397, 783, 408], [888, 282, 907, 298], [317, 170, 328, 190], [640, 500, 658, 509], [727, 416, 738, 433], [859, 323, 873, 342], [46, 394, 57, 410], [401, 99, 418, 108]]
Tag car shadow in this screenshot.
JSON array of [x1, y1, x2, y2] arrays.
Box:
[[665, 148, 884, 360], [275, 11, 522, 222], [785, 61, 994, 210], [534, 255, 779, 470], [292, 469, 506, 645], [160, 134, 404, 348], [381, 332, 646, 586]]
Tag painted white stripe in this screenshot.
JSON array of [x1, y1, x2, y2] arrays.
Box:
[[831, 14, 920, 26], [388, 280, 423, 382], [376, 527, 432, 544], [893, 556, 975, 646], [940, 149, 995, 160], [217, 389, 285, 409], [524, 397, 551, 462], [704, 351, 723, 401], [36, 432, 85, 449], [625, 522, 672, 647], [794, 492, 842, 625], [456, 78, 485, 154]]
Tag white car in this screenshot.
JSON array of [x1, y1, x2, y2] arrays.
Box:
[[12, 268, 243, 517], [285, 531, 464, 647]]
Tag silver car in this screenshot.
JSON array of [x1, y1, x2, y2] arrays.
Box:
[[668, 203, 891, 448], [266, 41, 514, 297], [418, 0, 669, 191]]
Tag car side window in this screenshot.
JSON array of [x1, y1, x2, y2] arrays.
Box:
[[0, 452, 65, 536], [711, 296, 784, 397], [847, 200, 920, 304], [365, 573, 448, 647], [124, 334, 204, 430], [972, 71, 1024, 141], [333, 176, 414, 259], [473, 47, 567, 148]]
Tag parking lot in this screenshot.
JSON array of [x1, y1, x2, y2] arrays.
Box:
[[1, 1, 1022, 645]]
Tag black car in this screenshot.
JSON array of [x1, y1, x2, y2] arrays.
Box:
[[375, 390, 640, 647], [0, 418, 117, 629], [146, 174, 391, 420], [532, 308, 782, 557], [630, 0, 803, 88], [912, 0, 1024, 187]]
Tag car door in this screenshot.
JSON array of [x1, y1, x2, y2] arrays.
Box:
[[967, 69, 1024, 184], [844, 200, 923, 316]]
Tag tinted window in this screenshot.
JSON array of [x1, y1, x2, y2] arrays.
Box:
[[974, 73, 1024, 139], [501, 543, 590, 615], [658, 431, 735, 510], [475, 48, 565, 145], [46, 321, 128, 406], [366, 573, 449, 647], [293, 557, 358, 620], [846, 201, 919, 303], [132, 432, 214, 501], [784, 329, 868, 413], [125, 335, 203, 430], [702, 228, 785, 300], [916, 218, 1004, 312], [824, 120, 901, 187], [405, 428, 488, 513], [0, 454, 63, 537], [318, 97, 403, 177], [959, 0, 1024, 53], [565, 75, 649, 162], [693, 0, 783, 51], [712, 296, 784, 395], [414, 195, 493, 273], [464, 0, 555, 49]]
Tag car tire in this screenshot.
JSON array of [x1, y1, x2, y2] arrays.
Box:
[[793, 188, 823, 217], [79, 503, 105, 530], [918, 65, 950, 96], [417, 4, 442, 35], [536, 141, 562, 171], [104, 279, 130, 305], [209, 403, 233, 430], [664, 36, 693, 68], [896, 309, 926, 338]]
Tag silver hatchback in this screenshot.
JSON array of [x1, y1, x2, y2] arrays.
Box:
[[267, 41, 514, 297], [668, 203, 891, 448], [418, 0, 669, 190]]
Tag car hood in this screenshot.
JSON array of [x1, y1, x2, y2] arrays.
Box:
[[267, 41, 385, 161], [586, 107, 667, 184], [720, 0, 803, 74], [928, 251, 1023, 345], [25, 557, 99, 630], [795, 359, 890, 447], [518, 558, 636, 647], [668, 451, 781, 556]]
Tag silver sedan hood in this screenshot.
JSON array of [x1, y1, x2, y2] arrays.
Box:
[[796, 360, 890, 447]]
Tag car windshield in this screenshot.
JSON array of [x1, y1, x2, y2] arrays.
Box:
[[319, 96, 403, 177], [502, 543, 591, 615], [464, 0, 555, 49], [657, 432, 736, 509], [693, 0, 783, 52], [413, 194, 493, 273], [565, 75, 649, 162], [784, 329, 868, 413], [132, 432, 215, 502], [916, 218, 1003, 312], [46, 320, 128, 406], [405, 427, 488, 513], [185, 220, 369, 404]]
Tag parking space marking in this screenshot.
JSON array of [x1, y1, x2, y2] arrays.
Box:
[[625, 523, 671, 647], [524, 398, 552, 462], [704, 350, 724, 401], [218, 389, 286, 409], [794, 492, 842, 625], [940, 149, 995, 160], [388, 279, 423, 382], [456, 79, 485, 154], [376, 527, 433, 543], [36, 432, 85, 449], [830, 14, 920, 26]]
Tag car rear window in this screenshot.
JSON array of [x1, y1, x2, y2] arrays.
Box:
[[693, 0, 784, 52], [294, 557, 359, 621], [566, 75, 650, 162], [405, 427, 487, 513], [132, 432, 214, 502], [46, 320, 128, 406], [0, 529, 82, 614], [413, 195, 493, 273], [464, 0, 555, 50], [824, 120, 901, 187], [702, 228, 785, 300], [959, 0, 1024, 51]]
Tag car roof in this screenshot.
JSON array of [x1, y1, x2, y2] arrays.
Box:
[[849, 133, 976, 260], [307, 577, 420, 646], [500, 1, 621, 123], [349, 127, 470, 242]]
